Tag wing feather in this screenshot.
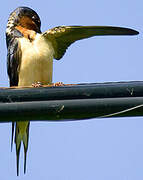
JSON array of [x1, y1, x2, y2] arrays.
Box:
[[42, 26, 139, 60], [7, 37, 22, 175], [7, 37, 21, 86]]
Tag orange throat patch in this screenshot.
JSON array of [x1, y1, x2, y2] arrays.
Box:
[[15, 26, 36, 41], [15, 16, 39, 41]]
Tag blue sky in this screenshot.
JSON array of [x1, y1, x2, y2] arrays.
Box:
[[0, 0, 142, 179]]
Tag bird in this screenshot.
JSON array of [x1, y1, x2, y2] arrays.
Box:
[[6, 6, 139, 175]]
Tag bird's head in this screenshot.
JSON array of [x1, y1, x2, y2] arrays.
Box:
[[6, 7, 41, 37]]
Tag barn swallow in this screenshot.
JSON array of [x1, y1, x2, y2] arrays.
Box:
[[6, 6, 139, 175]]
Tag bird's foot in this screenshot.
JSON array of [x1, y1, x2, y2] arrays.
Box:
[[53, 82, 65, 86], [32, 82, 43, 87]]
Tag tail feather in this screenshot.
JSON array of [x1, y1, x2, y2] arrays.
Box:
[[24, 150, 27, 174], [12, 121, 30, 176], [11, 122, 15, 152], [23, 123, 30, 174], [16, 140, 21, 176]]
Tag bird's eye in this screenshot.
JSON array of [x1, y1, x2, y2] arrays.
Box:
[[32, 16, 40, 24], [32, 16, 36, 20]]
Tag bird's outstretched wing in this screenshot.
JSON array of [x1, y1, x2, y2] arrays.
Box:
[[42, 26, 139, 60]]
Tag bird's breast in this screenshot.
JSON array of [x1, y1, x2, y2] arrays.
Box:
[[18, 33, 54, 86]]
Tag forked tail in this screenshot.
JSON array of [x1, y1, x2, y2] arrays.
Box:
[[11, 121, 30, 176]]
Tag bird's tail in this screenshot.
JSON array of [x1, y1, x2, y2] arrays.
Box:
[[11, 121, 30, 176]]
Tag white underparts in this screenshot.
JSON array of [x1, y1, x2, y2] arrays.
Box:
[[18, 33, 54, 86]]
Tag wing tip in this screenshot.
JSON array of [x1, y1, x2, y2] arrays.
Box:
[[128, 29, 139, 35]]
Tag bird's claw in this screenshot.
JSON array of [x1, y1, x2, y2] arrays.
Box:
[[53, 82, 64, 86], [32, 82, 43, 87]]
